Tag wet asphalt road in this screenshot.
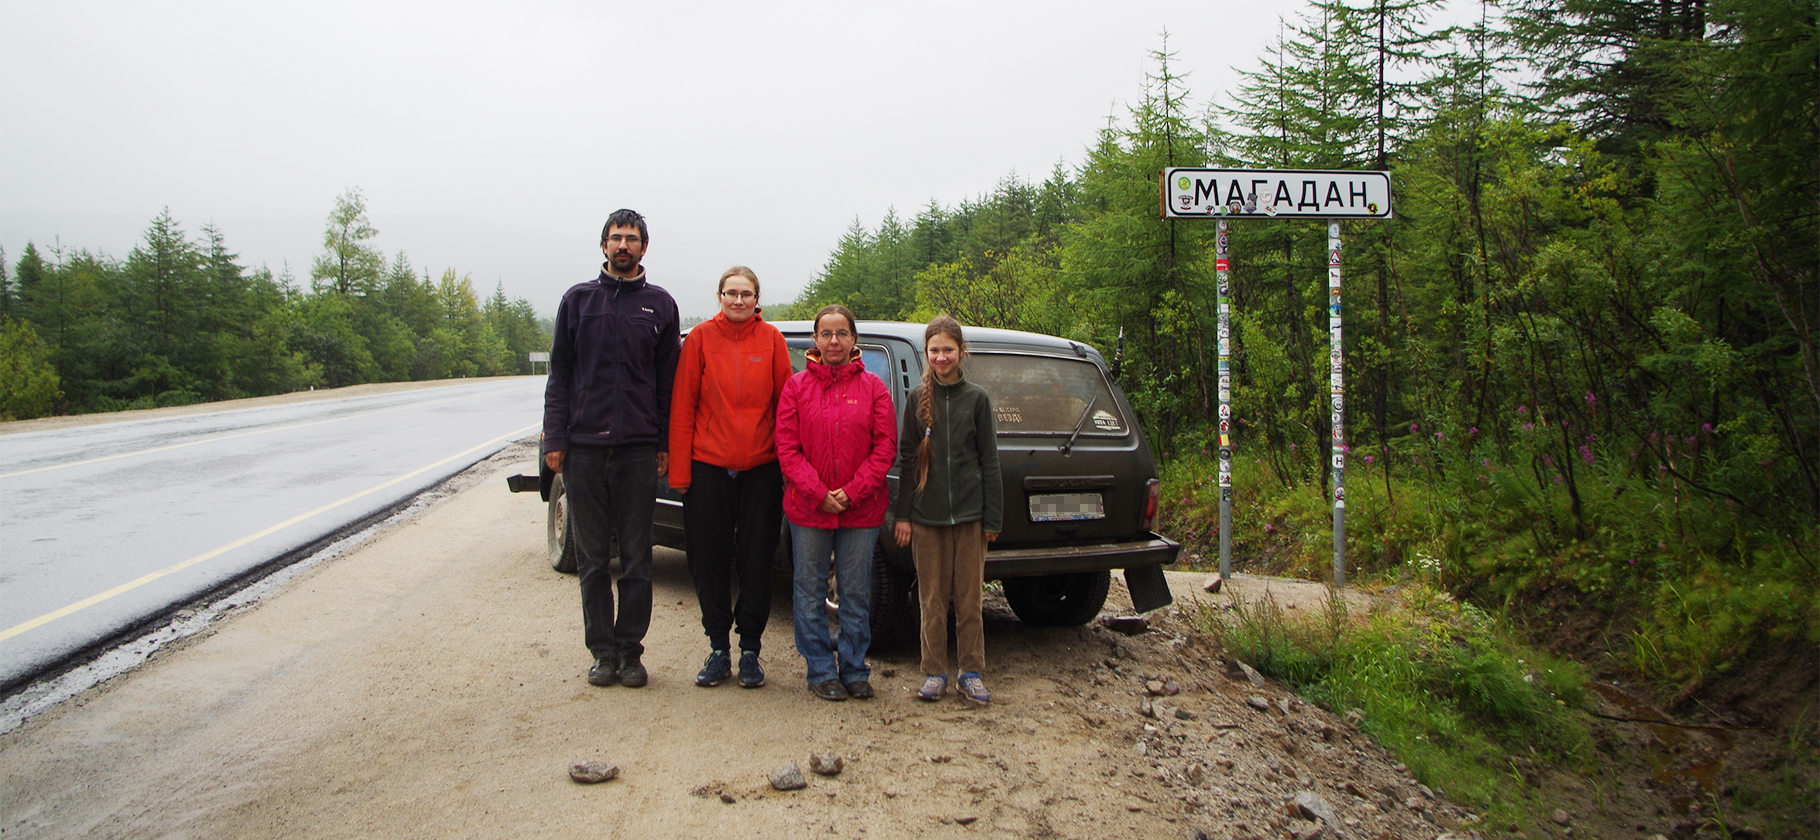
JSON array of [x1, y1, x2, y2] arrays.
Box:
[[0, 377, 546, 691]]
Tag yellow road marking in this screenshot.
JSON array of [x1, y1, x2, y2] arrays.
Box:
[[0, 422, 539, 645], [0, 387, 512, 480]]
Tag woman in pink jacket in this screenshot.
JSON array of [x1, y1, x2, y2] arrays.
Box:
[[774, 305, 898, 702]]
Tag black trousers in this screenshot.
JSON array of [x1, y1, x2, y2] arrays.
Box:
[[566, 446, 657, 661], [682, 459, 784, 653]]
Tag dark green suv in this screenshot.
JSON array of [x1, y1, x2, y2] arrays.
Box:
[[518, 321, 1179, 644]]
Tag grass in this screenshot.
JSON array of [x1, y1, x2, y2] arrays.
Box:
[[1157, 447, 1819, 834], [1186, 581, 1590, 827], [1157, 450, 1819, 695]]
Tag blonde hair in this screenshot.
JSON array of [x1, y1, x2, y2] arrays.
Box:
[[914, 315, 967, 493], [718, 265, 759, 296]]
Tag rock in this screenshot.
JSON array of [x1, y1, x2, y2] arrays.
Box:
[[770, 764, 808, 791], [1174, 708, 1197, 721], [880, 667, 897, 678], [1246, 695, 1271, 712], [1100, 614, 1151, 635], [1203, 574, 1224, 593], [719, 791, 736, 804], [1186, 763, 1205, 785], [1277, 697, 1293, 716], [1292, 791, 1339, 825], [809, 753, 844, 776], [1344, 709, 1364, 726], [1147, 680, 1168, 695], [1162, 680, 1181, 696], [1343, 781, 1367, 798], [568, 761, 619, 784], [1404, 796, 1427, 812], [955, 815, 978, 825], [1230, 659, 1266, 688], [1139, 698, 1158, 718], [1552, 809, 1571, 825]]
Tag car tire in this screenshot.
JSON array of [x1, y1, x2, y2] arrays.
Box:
[[547, 473, 577, 574], [1003, 570, 1111, 627], [869, 542, 919, 650]]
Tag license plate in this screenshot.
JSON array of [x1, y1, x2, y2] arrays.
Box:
[[1029, 493, 1105, 522]]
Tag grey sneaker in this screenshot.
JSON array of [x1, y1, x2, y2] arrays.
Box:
[[696, 650, 731, 687], [619, 655, 647, 688], [587, 656, 619, 687], [737, 650, 765, 688], [958, 672, 990, 704]]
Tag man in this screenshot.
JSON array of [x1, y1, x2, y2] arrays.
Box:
[[543, 209, 680, 688]]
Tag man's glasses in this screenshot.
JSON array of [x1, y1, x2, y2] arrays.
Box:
[[605, 234, 642, 245], [719, 290, 756, 300], [816, 330, 853, 340]]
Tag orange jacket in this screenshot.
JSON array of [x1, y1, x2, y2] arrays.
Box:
[[667, 312, 792, 491]]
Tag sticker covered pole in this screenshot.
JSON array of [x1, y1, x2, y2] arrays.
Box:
[[1216, 217, 1233, 579], [1328, 222, 1347, 588]]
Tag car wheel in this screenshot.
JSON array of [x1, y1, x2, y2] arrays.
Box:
[[869, 543, 919, 650], [1003, 570, 1110, 627], [547, 473, 577, 574]]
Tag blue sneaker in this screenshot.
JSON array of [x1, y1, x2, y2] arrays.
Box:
[[696, 650, 731, 687], [738, 650, 765, 688]]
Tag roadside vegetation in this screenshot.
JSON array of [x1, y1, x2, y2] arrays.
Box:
[[768, 0, 1816, 834], [0, 190, 548, 418]]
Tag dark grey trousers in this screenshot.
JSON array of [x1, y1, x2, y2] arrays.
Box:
[[565, 445, 657, 661]]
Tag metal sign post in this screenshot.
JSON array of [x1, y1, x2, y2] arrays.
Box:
[[1216, 218, 1233, 579], [1161, 167, 1391, 588], [1328, 222, 1346, 588]]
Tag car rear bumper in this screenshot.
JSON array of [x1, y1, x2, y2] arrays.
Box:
[[982, 532, 1180, 579]]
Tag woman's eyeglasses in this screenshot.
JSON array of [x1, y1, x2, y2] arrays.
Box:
[[719, 290, 756, 300]]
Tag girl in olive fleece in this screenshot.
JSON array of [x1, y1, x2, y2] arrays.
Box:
[[892, 316, 1002, 704]]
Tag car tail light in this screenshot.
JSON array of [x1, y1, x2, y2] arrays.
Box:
[[1141, 478, 1161, 531]]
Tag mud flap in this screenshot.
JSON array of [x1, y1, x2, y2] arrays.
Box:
[[1124, 564, 1173, 614]]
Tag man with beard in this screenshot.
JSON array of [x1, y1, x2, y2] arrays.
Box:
[[543, 208, 681, 688]]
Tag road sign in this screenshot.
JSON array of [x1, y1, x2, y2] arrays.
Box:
[[1160, 168, 1392, 219]]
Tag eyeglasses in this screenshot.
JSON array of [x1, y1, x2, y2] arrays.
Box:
[[719, 290, 756, 300], [816, 330, 853, 340], [605, 234, 642, 245]]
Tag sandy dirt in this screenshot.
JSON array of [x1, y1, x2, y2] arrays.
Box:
[[0, 441, 1475, 840]]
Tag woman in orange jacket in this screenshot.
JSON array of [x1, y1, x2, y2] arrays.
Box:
[[668, 266, 792, 689]]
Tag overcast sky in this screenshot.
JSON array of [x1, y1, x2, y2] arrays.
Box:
[[5, 1, 1395, 319]]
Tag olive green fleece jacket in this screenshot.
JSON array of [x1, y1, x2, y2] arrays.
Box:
[[893, 374, 1003, 533]]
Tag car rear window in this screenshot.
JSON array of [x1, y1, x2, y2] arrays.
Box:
[[967, 352, 1129, 436], [786, 344, 891, 378]]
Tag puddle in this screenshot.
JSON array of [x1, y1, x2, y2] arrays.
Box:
[[1589, 682, 1732, 815]]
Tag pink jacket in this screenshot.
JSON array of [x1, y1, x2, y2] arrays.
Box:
[[775, 355, 899, 529]]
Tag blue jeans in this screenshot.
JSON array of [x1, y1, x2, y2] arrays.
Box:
[[789, 523, 877, 685]]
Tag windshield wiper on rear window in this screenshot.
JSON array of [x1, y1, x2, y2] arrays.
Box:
[[1060, 395, 1097, 455]]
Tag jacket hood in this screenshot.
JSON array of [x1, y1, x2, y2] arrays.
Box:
[[805, 350, 866, 383]]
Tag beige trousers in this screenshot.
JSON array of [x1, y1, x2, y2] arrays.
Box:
[[911, 521, 986, 676]]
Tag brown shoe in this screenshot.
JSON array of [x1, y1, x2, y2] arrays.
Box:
[[810, 680, 848, 701], [843, 680, 875, 700]]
